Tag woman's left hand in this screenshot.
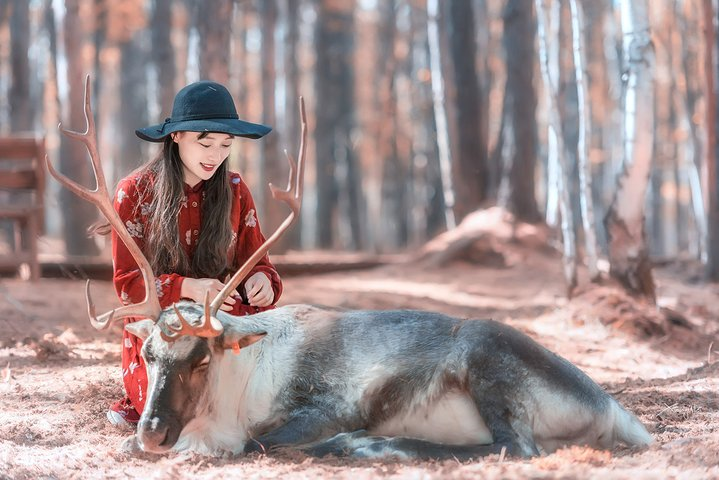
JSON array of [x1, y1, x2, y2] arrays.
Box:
[[244, 272, 274, 307]]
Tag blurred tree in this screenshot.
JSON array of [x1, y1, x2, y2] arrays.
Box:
[[196, 0, 232, 83], [377, 0, 409, 249], [59, 0, 99, 256], [604, 0, 656, 301], [151, 0, 176, 117], [9, 0, 32, 132], [500, 0, 540, 223], [536, 0, 576, 295], [278, 0, 301, 249], [569, 0, 599, 281], [445, 0, 487, 220], [314, 0, 361, 249], [706, 0, 719, 280], [112, 2, 148, 177], [427, 0, 456, 230], [258, 0, 289, 251]]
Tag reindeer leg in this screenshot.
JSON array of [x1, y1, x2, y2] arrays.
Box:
[[306, 430, 528, 460], [244, 406, 346, 454]]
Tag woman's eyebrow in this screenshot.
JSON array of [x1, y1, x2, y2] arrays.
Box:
[[203, 134, 234, 141]]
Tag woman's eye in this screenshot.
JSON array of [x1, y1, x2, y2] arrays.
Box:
[[221, 144, 231, 149]]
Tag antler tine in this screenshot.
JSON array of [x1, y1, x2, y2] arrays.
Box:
[[161, 292, 224, 342], [45, 75, 162, 329], [210, 97, 307, 316]]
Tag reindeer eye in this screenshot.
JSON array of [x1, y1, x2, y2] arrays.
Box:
[[193, 355, 211, 371]]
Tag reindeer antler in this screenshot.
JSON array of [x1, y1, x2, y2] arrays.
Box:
[[209, 97, 307, 317], [45, 75, 162, 329]]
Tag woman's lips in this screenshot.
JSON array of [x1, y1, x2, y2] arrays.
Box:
[[200, 163, 216, 172]]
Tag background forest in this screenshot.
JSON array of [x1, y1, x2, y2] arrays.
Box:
[[1, 0, 719, 300]]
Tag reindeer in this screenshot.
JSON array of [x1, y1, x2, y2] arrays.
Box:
[[46, 76, 652, 460]]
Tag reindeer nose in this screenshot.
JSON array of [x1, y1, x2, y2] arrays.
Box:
[[137, 417, 171, 452]]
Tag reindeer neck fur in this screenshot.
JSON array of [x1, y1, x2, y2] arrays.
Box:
[[173, 306, 305, 455]]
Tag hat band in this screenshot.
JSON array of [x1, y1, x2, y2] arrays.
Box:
[[164, 112, 240, 123]]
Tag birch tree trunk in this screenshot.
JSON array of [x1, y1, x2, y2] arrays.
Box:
[[603, 0, 656, 301], [569, 0, 599, 281], [427, 0, 456, 229], [536, 0, 576, 294]]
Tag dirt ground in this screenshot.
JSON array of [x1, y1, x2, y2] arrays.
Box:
[[1, 230, 718, 479]]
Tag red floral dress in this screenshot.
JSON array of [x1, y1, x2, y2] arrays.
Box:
[[110, 170, 282, 421]]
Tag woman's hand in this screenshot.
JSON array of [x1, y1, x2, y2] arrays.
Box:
[[181, 277, 237, 312], [244, 272, 274, 307]]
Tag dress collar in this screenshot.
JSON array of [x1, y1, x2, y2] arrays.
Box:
[[184, 180, 205, 194]]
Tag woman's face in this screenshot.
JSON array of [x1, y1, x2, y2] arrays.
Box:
[[172, 132, 233, 187]]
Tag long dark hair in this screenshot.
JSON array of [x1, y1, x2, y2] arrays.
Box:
[[135, 132, 234, 278]]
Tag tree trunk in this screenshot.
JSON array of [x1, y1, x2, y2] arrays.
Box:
[[603, 0, 656, 301], [705, 0, 719, 280], [151, 0, 176, 117], [118, 36, 148, 177], [445, 0, 487, 220], [427, 0, 456, 230], [9, 0, 32, 132], [279, 0, 301, 250], [196, 0, 232, 83], [408, 0, 444, 241], [536, 0, 577, 295], [377, 0, 408, 250], [314, 0, 359, 249], [569, 0, 599, 281], [60, 0, 99, 255], [503, 0, 541, 223]]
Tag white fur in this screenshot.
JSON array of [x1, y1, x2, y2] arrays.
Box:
[[371, 391, 493, 445], [172, 307, 305, 455]]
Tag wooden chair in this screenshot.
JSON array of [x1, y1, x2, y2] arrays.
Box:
[[0, 136, 45, 280]]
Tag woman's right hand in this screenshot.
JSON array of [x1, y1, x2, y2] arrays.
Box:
[[180, 278, 238, 312]]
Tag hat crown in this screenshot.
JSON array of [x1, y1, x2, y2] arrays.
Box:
[[170, 81, 239, 121]]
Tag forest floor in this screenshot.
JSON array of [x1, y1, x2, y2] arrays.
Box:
[[1, 212, 718, 479]]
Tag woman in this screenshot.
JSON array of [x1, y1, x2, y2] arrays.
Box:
[[107, 81, 282, 426]]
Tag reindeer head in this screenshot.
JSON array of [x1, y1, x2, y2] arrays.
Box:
[[124, 303, 267, 453], [46, 75, 306, 454]]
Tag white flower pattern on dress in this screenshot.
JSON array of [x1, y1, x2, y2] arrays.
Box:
[[155, 277, 171, 297], [140, 202, 152, 217], [245, 209, 257, 228], [180, 195, 188, 209], [185, 229, 192, 245], [120, 290, 131, 305], [124, 338, 133, 348], [117, 189, 126, 204], [126, 220, 143, 238]]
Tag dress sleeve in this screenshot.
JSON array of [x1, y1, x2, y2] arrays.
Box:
[[112, 176, 185, 309], [233, 180, 283, 304]]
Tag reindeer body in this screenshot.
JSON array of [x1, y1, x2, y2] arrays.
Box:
[[130, 303, 652, 459]]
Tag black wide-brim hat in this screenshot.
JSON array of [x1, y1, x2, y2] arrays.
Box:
[[135, 81, 271, 142]]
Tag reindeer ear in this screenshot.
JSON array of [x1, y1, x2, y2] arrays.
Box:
[[124, 319, 155, 340], [221, 331, 267, 353]]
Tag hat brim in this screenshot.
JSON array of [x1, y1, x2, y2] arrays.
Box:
[[135, 118, 272, 142]]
